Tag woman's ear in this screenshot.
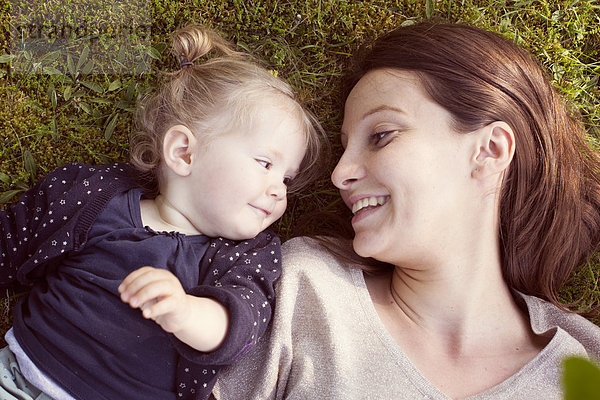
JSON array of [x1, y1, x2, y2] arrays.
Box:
[[471, 121, 515, 179], [162, 125, 198, 177]]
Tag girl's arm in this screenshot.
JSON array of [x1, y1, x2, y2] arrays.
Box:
[[1, 163, 133, 287], [119, 266, 229, 352], [121, 231, 282, 361]]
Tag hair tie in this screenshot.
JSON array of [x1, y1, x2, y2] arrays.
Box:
[[179, 53, 194, 69]]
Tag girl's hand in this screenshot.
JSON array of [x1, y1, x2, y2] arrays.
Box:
[[118, 266, 229, 351], [118, 266, 190, 333]]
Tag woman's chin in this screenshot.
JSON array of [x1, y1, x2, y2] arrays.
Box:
[[352, 236, 378, 259]]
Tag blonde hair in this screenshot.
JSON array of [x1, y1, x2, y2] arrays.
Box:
[[130, 24, 325, 195]]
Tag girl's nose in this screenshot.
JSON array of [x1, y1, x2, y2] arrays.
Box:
[[331, 149, 364, 190], [267, 179, 286, 199]]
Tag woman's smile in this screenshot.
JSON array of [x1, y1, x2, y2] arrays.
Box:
[[351, 196, 390, 215]]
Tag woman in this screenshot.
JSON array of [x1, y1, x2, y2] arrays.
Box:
[[211, 22, 600, 399]]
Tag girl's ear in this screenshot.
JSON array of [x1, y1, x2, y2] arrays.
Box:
[[471, 121, 515, 179], [162, 125, 198, 177]]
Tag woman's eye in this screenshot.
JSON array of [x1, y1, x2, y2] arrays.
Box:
[[371, 130, 393, 145], [283, 176, 292, 186], [256, 159, 272, 169], [371, 131, 388, 144]]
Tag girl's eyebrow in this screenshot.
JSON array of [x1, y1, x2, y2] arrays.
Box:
[[266, 148, 300, 174]]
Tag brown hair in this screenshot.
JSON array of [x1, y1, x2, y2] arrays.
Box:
[[330, 22, 600, 314], [129, 24, 324, 196]]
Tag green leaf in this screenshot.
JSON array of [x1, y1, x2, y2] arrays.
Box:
[[81, 60, 94, 75], [0, 54, 15, 63], [79, 102, 91, 114], [104, 113, 119, 140], [0, 190, 23, 204], [42, 66, 63, 75], [146, 46, 162, 60], [0, 171, 10, 184], [67, 53, 75, 77], [124, 82, 137, 101], [76, 46, 90, 71], [562, 357, 600, 400], [64, 85, 72, 101], [48, 85, 57, 109], [107, 79, 122, 92], [117, 46, 127, 64], [80, 80, 103, 93], [39, 50, 61, 64], [50, 118, 58, 139], [90, 98, 112, 104], [115, 100, 130, 110], [425, 0, 434, 18], [23, 150, 36, 177]]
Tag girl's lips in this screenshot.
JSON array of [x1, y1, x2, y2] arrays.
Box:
[[250, 204, 271, 216]]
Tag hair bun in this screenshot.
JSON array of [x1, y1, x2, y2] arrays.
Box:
[[172, 24, 238, 66]]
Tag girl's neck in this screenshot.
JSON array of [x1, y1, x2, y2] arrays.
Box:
[[140, 195, 200, 235]]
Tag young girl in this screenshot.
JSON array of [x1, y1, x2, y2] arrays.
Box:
[[0, 25, 323, 400]]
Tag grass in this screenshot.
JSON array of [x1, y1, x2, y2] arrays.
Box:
[[0, 0, 599, 336]]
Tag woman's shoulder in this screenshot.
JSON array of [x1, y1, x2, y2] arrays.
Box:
[[281, 236, 328, 256], [518, 292, 600, 359], [282, 236, 350, 271], [279, 236, 359, 286]]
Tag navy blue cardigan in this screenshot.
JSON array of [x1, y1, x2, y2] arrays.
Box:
[[0, 163, 281, 399]]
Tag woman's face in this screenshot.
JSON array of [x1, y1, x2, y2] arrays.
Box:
[[331, 69, 478, 266]]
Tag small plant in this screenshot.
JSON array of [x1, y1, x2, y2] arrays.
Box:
[[562, 356, 600, 400]]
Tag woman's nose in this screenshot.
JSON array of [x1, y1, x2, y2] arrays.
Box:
[[331, 149, 364, 190]]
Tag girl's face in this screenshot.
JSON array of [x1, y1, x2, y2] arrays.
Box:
[[185, 99, 307, 240], [331, 69, 478, 266]]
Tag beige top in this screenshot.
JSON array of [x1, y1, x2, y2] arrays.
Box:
[[212, 237, 600, 400]]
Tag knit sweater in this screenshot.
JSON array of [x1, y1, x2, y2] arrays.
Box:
[[212, 237, 600, 400], [0, 163, 281, 400]]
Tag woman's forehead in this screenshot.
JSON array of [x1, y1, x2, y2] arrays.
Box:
[[343, 70, 427, 122]]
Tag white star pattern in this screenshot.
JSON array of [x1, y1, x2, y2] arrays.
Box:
[[1, 163, 282, 400]]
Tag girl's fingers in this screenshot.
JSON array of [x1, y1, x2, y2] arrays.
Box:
[[119, 267, 176, 305], [141, 295, 176, 319], [118, 266, 156, 297], [123, 278, 173, 308], [142, 296, 188, 333]]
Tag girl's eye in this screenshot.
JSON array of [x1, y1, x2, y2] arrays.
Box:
[[256, 159, 272, 169]]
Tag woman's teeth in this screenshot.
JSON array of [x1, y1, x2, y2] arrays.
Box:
[[351, 196, 388, 214]]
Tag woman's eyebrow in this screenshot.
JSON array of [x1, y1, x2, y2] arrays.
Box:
[[363, 105, 407, 118], [339, 105, 407, 138]]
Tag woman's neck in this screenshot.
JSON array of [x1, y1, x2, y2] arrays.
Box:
[[389, 260, 516, 335]]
